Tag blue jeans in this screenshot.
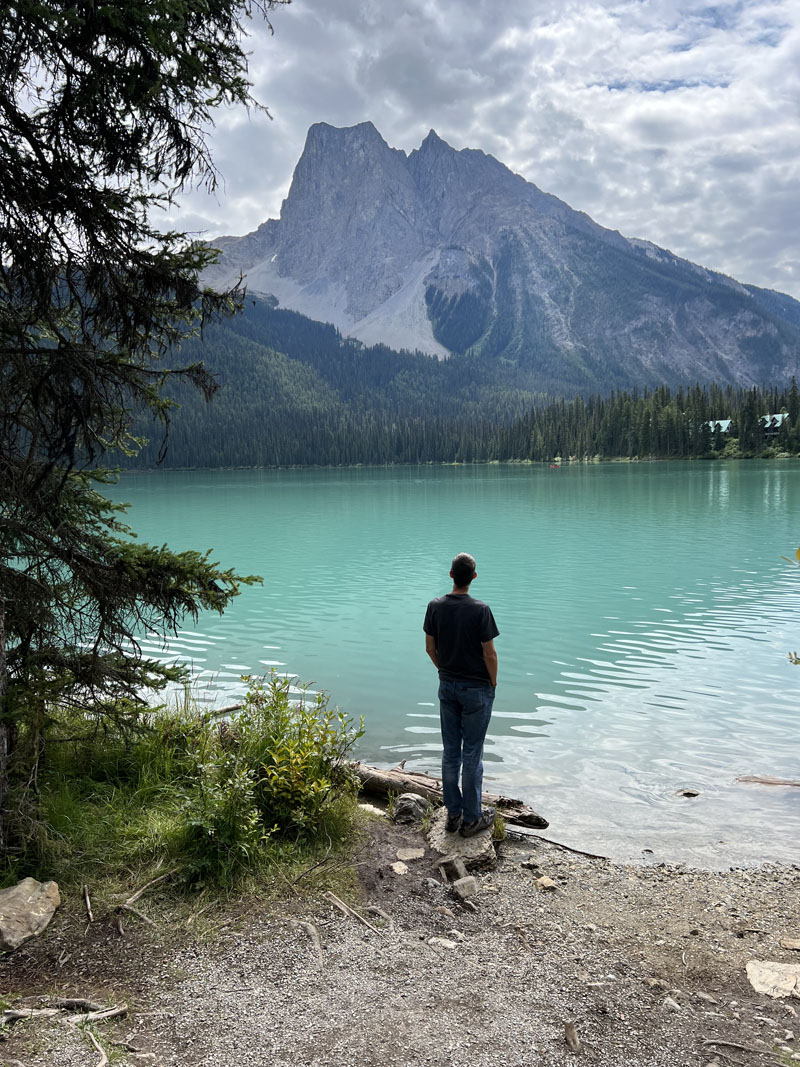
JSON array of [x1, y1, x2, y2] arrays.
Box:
[[438, 678, 495, 824]]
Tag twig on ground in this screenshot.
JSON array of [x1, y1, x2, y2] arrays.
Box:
[[67, 1003, 128, 1026], [288, 919, 324, 970], [118, 903, 157, 927], [84, 1028, 109, 1067], [1, 1007, 61, 1024], [701, 1038, 773, 1056], [186, 888, 210, 927], [323, 891, 382, 935], [518, 833, 610, 861], [365, 905, 395, 931], [291, 835, 333, 885], [125, 868, 178, 906], [83, 884, 94, 924]]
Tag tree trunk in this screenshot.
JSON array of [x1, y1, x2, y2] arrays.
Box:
[[353, 762, 549, 829]]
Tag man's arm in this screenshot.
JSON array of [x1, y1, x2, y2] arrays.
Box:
[[482, 639, 498, 687], [425, 634, 439, 669]]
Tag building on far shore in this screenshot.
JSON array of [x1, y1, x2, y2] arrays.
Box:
[[704, 414, 789, 437]]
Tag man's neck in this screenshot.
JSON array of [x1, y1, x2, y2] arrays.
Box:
[[450, 585, 472, 595]]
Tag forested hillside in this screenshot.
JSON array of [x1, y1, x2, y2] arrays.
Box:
[[125, 299, 800, 468]]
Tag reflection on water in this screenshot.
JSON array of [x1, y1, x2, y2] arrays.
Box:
[[112, 461, 800, 868]]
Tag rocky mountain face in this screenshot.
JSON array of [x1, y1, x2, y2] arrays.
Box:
[[207, 122, 800, 392]]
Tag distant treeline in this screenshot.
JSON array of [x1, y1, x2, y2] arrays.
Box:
[[499, 380, 800, 461], [123, 300, 800, 467]]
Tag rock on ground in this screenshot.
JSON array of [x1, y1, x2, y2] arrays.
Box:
[[746, 959, 800, 999], [391, 793, 430, 824], [426, 807, 496, 870], [0, 878, 60, 952]]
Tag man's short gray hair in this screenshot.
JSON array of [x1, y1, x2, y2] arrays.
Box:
[[451, 552, 476, 586]]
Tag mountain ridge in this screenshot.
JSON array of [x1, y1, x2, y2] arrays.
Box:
[[206, 121, 800, 391]]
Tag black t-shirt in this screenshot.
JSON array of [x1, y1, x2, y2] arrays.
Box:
[[423, 593, 499, 685]]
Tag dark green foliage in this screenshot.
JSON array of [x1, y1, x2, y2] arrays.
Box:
[[498, 382, 800, 461], [0, 1, 285, 851], [425, 259, 494, 354]]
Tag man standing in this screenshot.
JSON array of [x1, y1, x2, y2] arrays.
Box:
[[423, 552, 498, 838]]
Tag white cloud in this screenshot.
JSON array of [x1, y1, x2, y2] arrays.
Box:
[[167, 0, 800, 299]]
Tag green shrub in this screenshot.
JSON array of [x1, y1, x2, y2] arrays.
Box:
[[174, 673, 364, 883]]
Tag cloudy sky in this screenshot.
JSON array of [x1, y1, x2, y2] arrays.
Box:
[[170, 0, 800, 299]]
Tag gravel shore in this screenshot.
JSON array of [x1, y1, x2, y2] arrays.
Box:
[[2, 814, 798, 1067]]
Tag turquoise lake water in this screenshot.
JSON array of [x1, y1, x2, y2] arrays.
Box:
[[110, 462, 800, 867]]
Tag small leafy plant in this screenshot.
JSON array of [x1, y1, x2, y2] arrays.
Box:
[[176, 673, 364, 882]]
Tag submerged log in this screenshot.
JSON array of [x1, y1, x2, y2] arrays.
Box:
[[352, 762, 549, 829], [736, 775, 800, 787]]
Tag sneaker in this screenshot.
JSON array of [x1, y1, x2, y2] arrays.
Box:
[[445, 812, 462, 833], [460, 808, 495, 838]]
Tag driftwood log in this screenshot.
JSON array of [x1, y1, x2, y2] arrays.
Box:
[[736, 775, 800, 787], [353, 762, 549, 829]]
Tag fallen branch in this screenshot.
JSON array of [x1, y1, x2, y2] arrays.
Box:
[[701, 1038, 773, 1057], [125, 868, 178, 906], [323, 891, 382, 935], [520, 833, 609, 861], [83, 884, 94, 924], [288, 919, 324, 971], [1, 1007, 61, 1024], [67, 1003, 128, 1026], [117, 903, 157, 927], [85, 1028, 108, 1067], [353, 762, 548, 829]]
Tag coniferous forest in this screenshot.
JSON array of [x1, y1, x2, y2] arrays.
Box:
[[126, 298, 800, 469]]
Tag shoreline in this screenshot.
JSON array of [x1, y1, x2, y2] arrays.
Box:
[[2, 812, 798, 1067], [116, 454, 800, 474]]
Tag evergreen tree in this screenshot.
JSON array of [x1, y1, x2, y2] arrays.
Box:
[[0, 0, 283, 849]]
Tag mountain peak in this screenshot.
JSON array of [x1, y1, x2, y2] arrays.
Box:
[[305, 120, 384, 148], [418, 128, 453, 153]]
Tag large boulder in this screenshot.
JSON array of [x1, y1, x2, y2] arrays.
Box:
[[427, 807, 496, 871], [0, 878, 61, 952]]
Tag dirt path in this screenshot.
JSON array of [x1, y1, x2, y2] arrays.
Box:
[[2, 817, 798, 1067]]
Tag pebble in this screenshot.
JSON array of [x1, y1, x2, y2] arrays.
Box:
[[391, 861, 409, 875], [452, 876, 478, 900]]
